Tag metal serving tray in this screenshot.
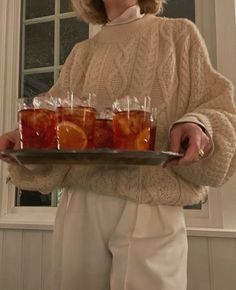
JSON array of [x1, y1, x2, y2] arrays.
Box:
[[1, 149, 183, 166]]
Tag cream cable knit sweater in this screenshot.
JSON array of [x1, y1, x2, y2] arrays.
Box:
[[9, 15, 236, 206]]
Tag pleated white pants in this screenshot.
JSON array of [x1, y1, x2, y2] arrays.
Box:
[[52, 190, 188, 290]]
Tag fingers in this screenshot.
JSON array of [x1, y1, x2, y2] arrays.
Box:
[[1, 157, 17, 164], [167, 123, 211, 168], [163, 158, 179, 168], [178, 134, 202, 165], [0, 153, 17, 164], [0, 138, 10, 151], [0, 129, 19, 151], [13, 132, 20, 150], [164, 127, 182, 168], [169, 127, 182, 153], [200, 132, 211, 154], [0, 130, 20, 164]]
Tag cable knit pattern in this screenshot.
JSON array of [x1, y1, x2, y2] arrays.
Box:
[[8, 164, 71, 194], [8, 15, 236, 206]]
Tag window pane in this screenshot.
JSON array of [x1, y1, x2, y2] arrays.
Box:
[[60, 17, 89, 64], [184, 203, 202, 210], [25, 22, 54, 69], [26, 0, 55, 19], [60, 0, 73, 13], [16, 189, 52, 206], [162, 0, 195, 22], [24, 72, 54, 98]]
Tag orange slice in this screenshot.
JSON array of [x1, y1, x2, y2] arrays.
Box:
[[57, 121, 88, 149], [135, 128, 150, 150]]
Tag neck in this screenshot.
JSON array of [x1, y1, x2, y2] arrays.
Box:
[[103, 0, 138, 21]]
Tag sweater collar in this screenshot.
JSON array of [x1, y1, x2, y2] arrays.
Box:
[[94, 14, 158, 43], [106, 4, 144, 26]]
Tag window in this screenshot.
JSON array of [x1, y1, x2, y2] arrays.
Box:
[[16, 0, 89, 207], [1, 0, 235, 229], [162, 0, 195, 22], [21, 0, 89, 97]]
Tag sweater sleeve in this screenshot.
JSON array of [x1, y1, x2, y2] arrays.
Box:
[[8, 164, 71, 194], [172, 20, 236, 187]]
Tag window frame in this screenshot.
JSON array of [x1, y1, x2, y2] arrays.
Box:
[[18, 0, 90, 207], [0, 0, 98, 229], [21, 0, 86, 94], [0, 0, 235, 230]]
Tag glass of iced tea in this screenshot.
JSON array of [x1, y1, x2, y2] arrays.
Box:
[[150, 107, 157, 151], [56, 92, 96, 150], [94, 108, 113, 149], [112, 96, 152, 151], [18, 94, 57, 149]]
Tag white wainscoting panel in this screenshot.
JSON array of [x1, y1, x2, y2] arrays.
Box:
[[1, 230, 23, 290], [0, 229, 236, 290], [22, 231, 43, 290], [209, 238, 236, 290], [0, 229, 52, 290], [187, 236, 236, 290], [187, 237, 212, 290], [41, 232, 53, 290]]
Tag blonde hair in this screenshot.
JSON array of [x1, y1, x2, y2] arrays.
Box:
[[71, 0, 166, 25]]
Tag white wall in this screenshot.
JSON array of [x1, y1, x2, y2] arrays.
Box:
[[214, 0, 236, 229], [215, 0, 236, 87], [188, 235, 236, 290], [0, 229, 53, 290], [1, 229, 236, 290]]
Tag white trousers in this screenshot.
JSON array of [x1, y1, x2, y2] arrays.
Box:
[[53, 190, 188, 290]]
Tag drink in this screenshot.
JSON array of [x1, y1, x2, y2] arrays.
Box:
[[94, 118, 113, 148], [113, 110, 151, 150], [19, 108, 57, 149], [57, 106, 96, 150], [149, 107, 157, 151], [150, 125, 157, 150]]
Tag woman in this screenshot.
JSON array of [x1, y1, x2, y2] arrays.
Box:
[[1, 0, 236, 289]]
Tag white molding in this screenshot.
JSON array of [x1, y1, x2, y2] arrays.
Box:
[[24, 12, 77, 25], [214, 0, 236, 229], [218, 174, 236, 229], [2, 222, 236, 238], [187, 227, 236, 238], [195, 0, 217, 67], [0, 0, 21, 219], [0, 0, 20, 132], [184, 188, 222, 228], [54, 0, 60, 82], [0, 207, 56, 230], [215, 0, 236, 87]]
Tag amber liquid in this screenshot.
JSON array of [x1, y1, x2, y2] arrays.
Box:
[[57, 106, 96, 149], [94, 118, 113, 149], [19, 108, 57, 149], [113, 110, 151, 151], [150, 125, 157, 151]]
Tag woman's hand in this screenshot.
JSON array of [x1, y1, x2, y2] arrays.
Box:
[[166, 122, 212, 167], [0, 129, 20, 164]]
